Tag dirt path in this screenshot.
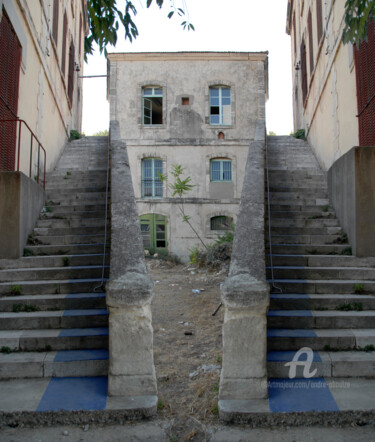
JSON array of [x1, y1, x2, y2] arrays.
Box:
[[148, 258, 226, 430]]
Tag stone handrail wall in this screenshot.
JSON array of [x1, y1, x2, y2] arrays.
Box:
[[219, 119, 269, 410], [106, 120, 157, 408]]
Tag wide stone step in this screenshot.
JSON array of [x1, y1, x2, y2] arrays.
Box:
[[45, 204, 106, 213], [0, 265, 109, 282], [0, 349, 108, 379], [28, 233, 106, 246], [268, 254, 375, 267], [36, 218, 107, 228], [34, 226, 105, 236], [269, 293, 375, 310], [0, 293, 106, 312], [267, 266, 375, 280], [39, 210, 106, 220], [46, 191, 107, 201], [267, 233, 346, 245], [268, 219, 341, 228], [0, 309, 108, 330], [0, 278, 108, 295], [268, 279, 375, 294], [269, 226, 341, 235], [267, 350, 375, 378], [267, 244, 351, 255], [270, 211, 336, 219], [268, 190, 329, 199], [267, 310, 375, 329], [267, 328, 375, 351], [45, 198, 107, 207], [0, 327, 109, 351], [0, 254, 109, 270], [24, 243, 108, 256]]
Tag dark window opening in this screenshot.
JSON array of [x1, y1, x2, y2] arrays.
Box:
[[182, 97, 189, 105], [52, 0, 59, 45], [210, 216, 233, 231], [61, 11, 68, 77]]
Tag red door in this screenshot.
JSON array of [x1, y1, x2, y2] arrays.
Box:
[[354, 21, 375, 146], [0, 10, 22, 171]]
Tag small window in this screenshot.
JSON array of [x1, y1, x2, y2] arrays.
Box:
[[182, 97, 189, 105], [209, 86, 231, 125], [210, 216, 233, 231], [210, 159, 232, 182], [143, 87, 163, 125], [142, 158, 163, 198]]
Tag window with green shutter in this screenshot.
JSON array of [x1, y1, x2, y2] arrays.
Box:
[[142, 87, 163, 125]]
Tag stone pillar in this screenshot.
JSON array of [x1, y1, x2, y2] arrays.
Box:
[[107, 121, 157, 405], [218, 128, 269, 414]]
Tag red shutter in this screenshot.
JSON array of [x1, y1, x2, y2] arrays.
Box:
[[61, 11, 67, 77], [0, 10, 21, 171], [52, 0, 59, 45], [354, 21, 375, 146], [308, 10, 314, 75], [316, 0, 323, 45], [68, 41, 75, 106], [301, 38, 308, 104]]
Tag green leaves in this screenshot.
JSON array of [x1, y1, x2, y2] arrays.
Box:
[[343, 0, 375, 45], [85, 0, 194, 59]]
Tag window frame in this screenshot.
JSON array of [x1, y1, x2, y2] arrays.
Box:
[[141, 158, 163, 199], [210, 159, 232, 182], [210, 215, 233, 231], [142, 86, 163, 126], [209, 86, 232, 126]]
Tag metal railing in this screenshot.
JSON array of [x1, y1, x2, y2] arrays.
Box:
[[0, 118, 47, 189]]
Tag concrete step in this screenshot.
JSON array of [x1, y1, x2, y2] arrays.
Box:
[[267, 233, 346, 245], [267, 190, 329, 199], [267, 328, 375, 351], [267, 309, 375, 329], [0, 293, 106, 312], [267, 244, 352, 255], [39, 210, 106, 220], [44, 204, 106, 213], [0, 309, 108, 330], [268, 279, 375, 294], [269, 226, 342, 235], [0, 278, 108, 295], [270, 211, 336, 219], [27, 233, 106, 246], [0, 254, 109, 270], [267, 350, 375, 378], [34, 226, 105, 236], [268, 255, 375, 268], [267, 266, 375, 280], [23, 243, 108, 256], [268, 219, 340, 228], [269, 293, 375, 310], [0, 327, 109, 351], [36, 218, 107, 228], [46, 191, 107, 201], [0, 349, 108, 379], [0, 265, 109, 282]]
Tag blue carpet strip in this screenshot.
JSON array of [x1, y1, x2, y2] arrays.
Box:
[[37, 377, 108, 411]]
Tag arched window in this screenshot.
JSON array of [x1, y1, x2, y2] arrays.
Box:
[[142, 86, 163, 125], [209, 86, 231, 125], [142, 158, 163, 198], [210, 159, 232, 182], [210, 216, 233, 231]]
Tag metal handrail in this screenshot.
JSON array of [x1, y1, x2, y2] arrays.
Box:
[[0, 118, 47, 189]]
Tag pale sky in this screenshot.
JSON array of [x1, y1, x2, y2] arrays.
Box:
[[82, 0, 293, 135]]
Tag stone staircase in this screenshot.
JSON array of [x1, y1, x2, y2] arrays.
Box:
[[266, 136, 375, 378], [0, 137, 109, 379]]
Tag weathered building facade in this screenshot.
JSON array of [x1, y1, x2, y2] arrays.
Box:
[[0, 0, 88, 258], [107, 52, 268, 260], [286, 0, 375, 256]]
